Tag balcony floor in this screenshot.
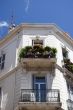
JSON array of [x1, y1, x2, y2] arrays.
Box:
[[21, 58, 56, 71], [18, 102, 61, 110]]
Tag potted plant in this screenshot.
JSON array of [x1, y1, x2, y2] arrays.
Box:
[[64, 58, 73, 73], [24, 46, 33, 58], [50, 48, 57, 58], [43, 46, 51, 58], [33, 45, 43, 58], [18, 46, 57, 59]]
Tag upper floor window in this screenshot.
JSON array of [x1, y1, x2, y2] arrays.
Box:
[[68, 84, 73, 94], [0, 54, 5, 70], [67, 83, 73, 101], [62, 47, 68, 59], [32, 39, 43, 47], [32, 36, 43, 47]]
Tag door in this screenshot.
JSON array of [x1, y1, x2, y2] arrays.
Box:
[[33, 76, 46, 102]]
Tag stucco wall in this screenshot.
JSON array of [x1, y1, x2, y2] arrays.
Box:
[[0, 28, 73, 75], [14, 68, 69, 110], [22, 29, 73, 65], [0, 67, 70, 110], [0, 31, 23, 75], [0, 27, 73, 110], [0, 72, 15, 110]]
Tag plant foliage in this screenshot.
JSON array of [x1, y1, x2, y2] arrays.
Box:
[[19, 46, 57, 59]]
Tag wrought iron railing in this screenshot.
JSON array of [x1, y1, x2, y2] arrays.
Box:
[[67, 99, 73, 110], [20, 89, 60, 103]]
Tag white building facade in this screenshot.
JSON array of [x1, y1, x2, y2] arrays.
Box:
[[0, 23, 73, 110]]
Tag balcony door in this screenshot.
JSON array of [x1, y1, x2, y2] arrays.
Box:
[[33, 76, 46, 102]]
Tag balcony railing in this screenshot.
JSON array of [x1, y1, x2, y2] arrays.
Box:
[[20, 89, 60, 103], [67, 99, 73, 110], [63, 59, 73, 74]]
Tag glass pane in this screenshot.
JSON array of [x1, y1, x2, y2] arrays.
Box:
[[35, 84, 39, 102], [40, 84, 46, 102], [33, 76, 46, 102], [35, 77, 45, 83], [34, 40, 43, 45]]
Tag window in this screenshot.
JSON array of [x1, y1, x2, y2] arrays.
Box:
[[32, 39, 43, 47], [0, 54, 5, 70], [67, 83, 73, 93], [32, 76, 46, 102], [67, 99, 73, 110], [67, 83, 73, 101], [62, 47, 68, 59]]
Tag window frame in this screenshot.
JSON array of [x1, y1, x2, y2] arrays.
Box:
[[32, 39, 43, 47], [62, 47, 69, 59]]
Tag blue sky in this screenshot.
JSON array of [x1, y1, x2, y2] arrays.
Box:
[[0, 0, 73, 38]]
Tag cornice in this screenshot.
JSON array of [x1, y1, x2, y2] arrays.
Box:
[[0, 23, 73, 48]]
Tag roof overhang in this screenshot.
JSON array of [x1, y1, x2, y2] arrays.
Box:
[[0, 23, 73, 48]]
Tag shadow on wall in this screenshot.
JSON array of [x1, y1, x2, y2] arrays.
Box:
[[47, 73, 54, 89], [1, 93, 8, 110]]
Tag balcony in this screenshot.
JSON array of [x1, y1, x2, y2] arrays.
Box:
[[62, 59, 73, 82], [18, 89, 61, 110], [20, 58, 56, 71], [67, 99, 73, 110], [64, 59, 73, 74], [19, 46, 57, 71]]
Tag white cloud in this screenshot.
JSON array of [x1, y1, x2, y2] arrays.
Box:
[[25, 0, 29, 12], [0, 21, 9, 27]]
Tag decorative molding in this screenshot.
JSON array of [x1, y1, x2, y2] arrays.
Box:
[[0, 24, 73, 48], [0, 64, 21, 81]]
